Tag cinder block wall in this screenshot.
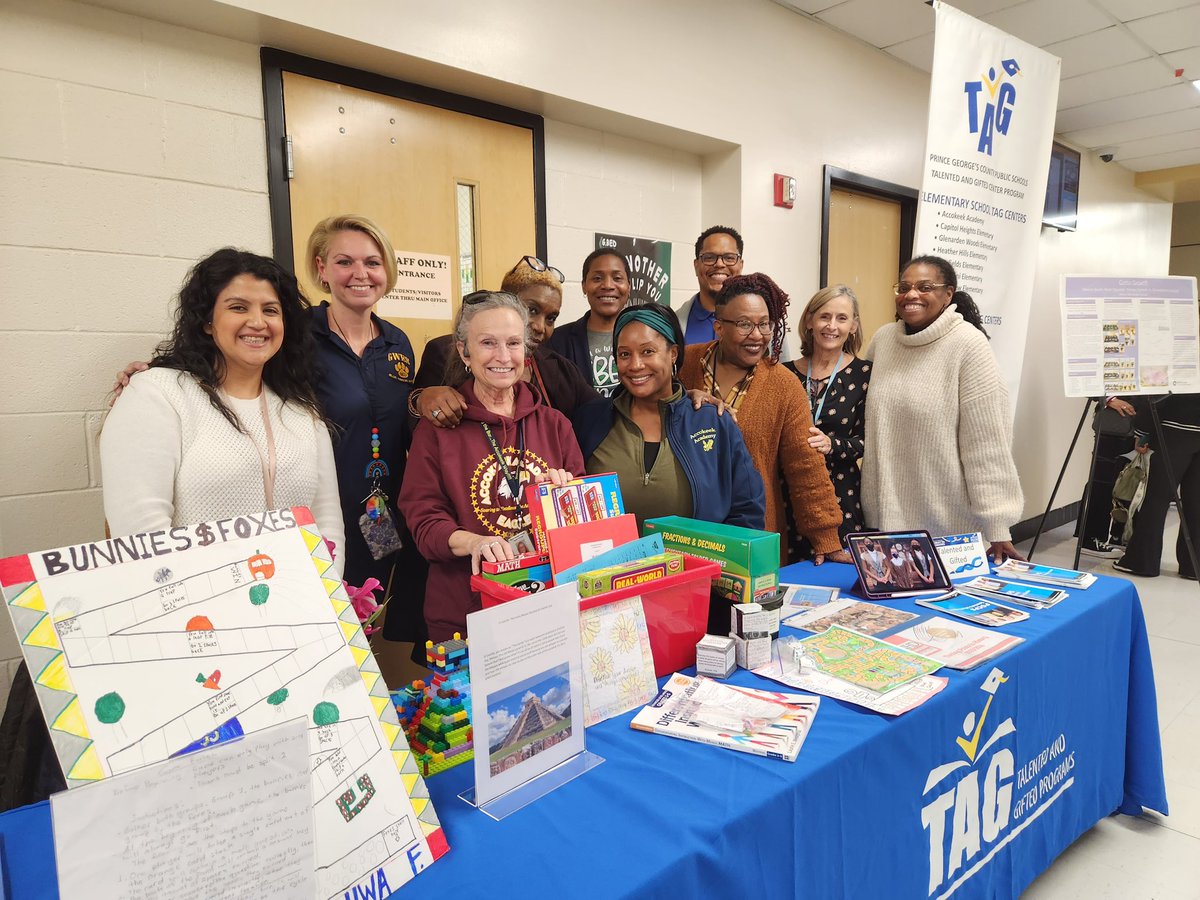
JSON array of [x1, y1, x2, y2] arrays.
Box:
[[0, 0, 272, 707]]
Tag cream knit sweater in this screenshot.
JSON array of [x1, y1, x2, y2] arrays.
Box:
[[101, 367, 345, 566], [862, 308, 1023, 542]]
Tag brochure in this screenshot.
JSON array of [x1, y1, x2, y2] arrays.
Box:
[[883, 616, 1024, 670], [781, 598, 918, 636], [994, 559, 1096, 589], [793, 625, 942, 693], [630, 673, 820, 762], [779, 582, 839, 617], [915, 591, 1030, 627], [753, 640, 947, 716], [933, 532, 990, 581], [961, 576, 1067, 609]]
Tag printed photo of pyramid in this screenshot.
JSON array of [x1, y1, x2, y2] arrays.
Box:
[[486, 663, 573, 776]]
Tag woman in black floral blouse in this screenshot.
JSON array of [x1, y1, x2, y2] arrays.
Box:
[[785, 285, 871, 556]]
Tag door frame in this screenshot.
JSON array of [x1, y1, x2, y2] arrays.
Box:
[[260, 48, 547, 274], [819, 166, 918, 287]]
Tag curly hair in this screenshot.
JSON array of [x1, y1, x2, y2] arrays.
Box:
[[901, 254, 990, 339], [149, 248, 324, 430], [798, 284, 862, 357], [715, 272, 790, 361], [501, 258, 563, 298], [306, 214, 399, 294]]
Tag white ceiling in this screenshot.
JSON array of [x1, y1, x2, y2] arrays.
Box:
[[775, 0, 1200, 174]]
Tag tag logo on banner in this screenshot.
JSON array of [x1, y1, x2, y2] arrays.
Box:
[[920, 667, 1076, 897], [964, 59, 1020, 156]]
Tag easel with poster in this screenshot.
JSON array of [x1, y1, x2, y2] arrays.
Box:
[[1030, 275, 1200, 572]]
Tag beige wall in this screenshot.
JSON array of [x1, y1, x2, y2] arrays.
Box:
[[0, 0, 1174, 706], [1171, 201, 1200, 280]]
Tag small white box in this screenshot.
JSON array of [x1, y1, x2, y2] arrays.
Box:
[[731, 602, 772, 637], [696, 634, 737, 678], [730, 632, 772, 670]]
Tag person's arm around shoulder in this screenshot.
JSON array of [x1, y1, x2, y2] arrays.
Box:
[[100, 370, 182, 537]]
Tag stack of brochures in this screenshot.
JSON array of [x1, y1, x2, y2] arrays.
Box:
[[994, 559, 1096, 589], [960, 576, 1068, 610], [915, 591, 1029, 627]]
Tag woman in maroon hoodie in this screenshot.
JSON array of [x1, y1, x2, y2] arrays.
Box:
[[399, 291, 584, 641]]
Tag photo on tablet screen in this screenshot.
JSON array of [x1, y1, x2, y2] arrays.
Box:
[[846, 530, 951, 599]]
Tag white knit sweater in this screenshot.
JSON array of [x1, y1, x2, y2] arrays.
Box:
[[862, 309, 1023, 542], [101, 367, 345, 566]]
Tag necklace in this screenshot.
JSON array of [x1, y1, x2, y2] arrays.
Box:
[[328, 305, 377, 357]]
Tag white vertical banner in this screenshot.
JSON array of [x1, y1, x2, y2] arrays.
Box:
[[915, 1, 1061, 407]]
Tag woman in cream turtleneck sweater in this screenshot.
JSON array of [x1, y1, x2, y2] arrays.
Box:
[[862, 255, 1024, 564]]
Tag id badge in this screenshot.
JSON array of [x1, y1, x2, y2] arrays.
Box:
[[507, 530, 535, 554], [359, 506, 403, 560]]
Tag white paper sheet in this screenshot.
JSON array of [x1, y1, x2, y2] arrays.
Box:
[[52, 718, 314, 900], [467, 583, 587, 804], [579, 596, 658, 726]]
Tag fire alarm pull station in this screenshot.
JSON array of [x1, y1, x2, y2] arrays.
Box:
[[773, 173, 796, 209]]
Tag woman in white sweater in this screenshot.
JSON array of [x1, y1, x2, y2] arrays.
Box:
[[101, 249, 345, 568], [862, 255, 1024, 564]]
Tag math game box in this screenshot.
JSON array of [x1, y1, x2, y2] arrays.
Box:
[[525, 473, 623, 553], [643, 516, 779, 605]]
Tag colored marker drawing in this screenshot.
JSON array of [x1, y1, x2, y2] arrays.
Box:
[[796, 625, 942, 693]]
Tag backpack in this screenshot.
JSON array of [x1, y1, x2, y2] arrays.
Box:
[[1111, 451, 1150, 543]]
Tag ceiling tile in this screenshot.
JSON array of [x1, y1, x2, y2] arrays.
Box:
[[772, 0, 848, 14], [1057, 57, 1178, 108], [1062, 106, 1200, 148], [816, 0, 933, 49], [1114, 128, 1200, 162], [1092, 0, 1200, 21], [983, 0, 1113, 47], [1165, 46, 1200, 76], [1045, 26, 1149, 78], [1118, 147, 1200, 171], [951, 0, 1028, 15], [1127, 6, 1200, 54], [884, 31, 936, 72], [1054, 81, 1200, 132]]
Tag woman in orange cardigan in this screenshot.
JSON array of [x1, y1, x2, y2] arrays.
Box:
[[678, 273, 849, 565]]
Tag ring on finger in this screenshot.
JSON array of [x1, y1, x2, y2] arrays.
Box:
[[432, 409, 442, 419]]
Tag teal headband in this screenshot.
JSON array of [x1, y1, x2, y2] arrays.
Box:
[[613, 307, 680, 349]]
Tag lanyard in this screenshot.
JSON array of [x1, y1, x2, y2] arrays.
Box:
[[254, 392, 277, 508], [481, 421, 527, 517], [807, 352, 844, 424], [529, 357, 550, 407]]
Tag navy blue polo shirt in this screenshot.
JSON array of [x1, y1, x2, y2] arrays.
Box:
[[311, 303, 415, 589]]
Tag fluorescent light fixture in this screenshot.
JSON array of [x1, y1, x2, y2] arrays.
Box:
[[1193, 79, 1200, 93]]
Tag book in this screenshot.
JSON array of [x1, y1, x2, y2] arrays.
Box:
[[630, 673, 820, 762], [915, 591, 1030, 627], [993, 559, 1096, 589], [845, 530, 952, 599], [525, 473, 624, 553], [884, 616, 1024, 670], [960, 576, 1067, 609]]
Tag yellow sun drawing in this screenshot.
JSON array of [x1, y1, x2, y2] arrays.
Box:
[[612, 613, 639, 652], [580, 613, 601, 647], [590, 647, 615, 681], [618, 671, 648, 704]]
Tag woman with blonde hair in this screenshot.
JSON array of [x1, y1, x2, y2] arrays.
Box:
[[785, 284, 872, 551]]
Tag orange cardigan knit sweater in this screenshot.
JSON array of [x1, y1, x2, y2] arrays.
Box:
[[680, 344, 844, 562]]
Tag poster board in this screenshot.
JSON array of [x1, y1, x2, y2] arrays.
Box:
[[1059, 275, 1200, 397], [0, 507, 447, 899], [595, 232, 672, 306]]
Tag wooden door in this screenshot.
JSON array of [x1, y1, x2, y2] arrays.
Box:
[[282, 72, 537, 361], [827, 189, 902, 350]]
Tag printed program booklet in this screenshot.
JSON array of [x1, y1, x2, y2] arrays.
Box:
[[961, 576, 1067, 609], [630, 673, 820, 762], [884, 616, 1024, 670], [915, 591, 1029, 627], [994, 559, 1096, 589]]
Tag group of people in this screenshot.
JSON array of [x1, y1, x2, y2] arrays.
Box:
[[855, 538, 939, 592], [100, 217, 1027, 646]]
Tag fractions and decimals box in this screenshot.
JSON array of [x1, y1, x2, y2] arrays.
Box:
[[644, 516, 779, 604], [525, 473, 624, 552]]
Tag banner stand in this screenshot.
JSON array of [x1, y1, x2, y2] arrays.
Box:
[[459, 749, 605, 821], [1027, 397, 1103, 567]]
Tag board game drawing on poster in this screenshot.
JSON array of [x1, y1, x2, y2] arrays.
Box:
[[0, 508, 447, 900]]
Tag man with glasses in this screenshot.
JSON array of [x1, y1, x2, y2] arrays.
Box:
[[676, 226, 745, 344]]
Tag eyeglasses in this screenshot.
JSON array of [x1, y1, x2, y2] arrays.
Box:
[[522, 255, 565, 283], [697, 252, 742, 267], [893, 282, 948, 295], [463, 290, 518, 305], [717, 318, 772, 336]]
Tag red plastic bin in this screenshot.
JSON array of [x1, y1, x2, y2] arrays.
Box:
[[471, 554, 720, 677]]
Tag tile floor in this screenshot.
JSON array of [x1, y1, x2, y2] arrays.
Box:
[[1021, 511, 1200, 898]]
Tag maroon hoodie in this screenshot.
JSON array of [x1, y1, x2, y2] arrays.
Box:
[[399, 379, 585, 641]]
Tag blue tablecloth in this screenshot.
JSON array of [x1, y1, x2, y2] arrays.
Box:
[[0, 563, 1168, 899]]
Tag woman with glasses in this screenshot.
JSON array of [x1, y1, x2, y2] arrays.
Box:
[[784, 285, 872, 549], [574, 303, 765, 530], [678, 273, 848, 565], [399, 292, 583, 641], [410, 256, 597, 426], [862, 255, 1024, 564], [548, 248, 632, 396]]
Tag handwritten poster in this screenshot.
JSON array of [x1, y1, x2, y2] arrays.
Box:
[[1, 507, 447, 899], [377, 251, 453, 320], [52, 718, 315, 900], [579, 596, 658, 726]]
